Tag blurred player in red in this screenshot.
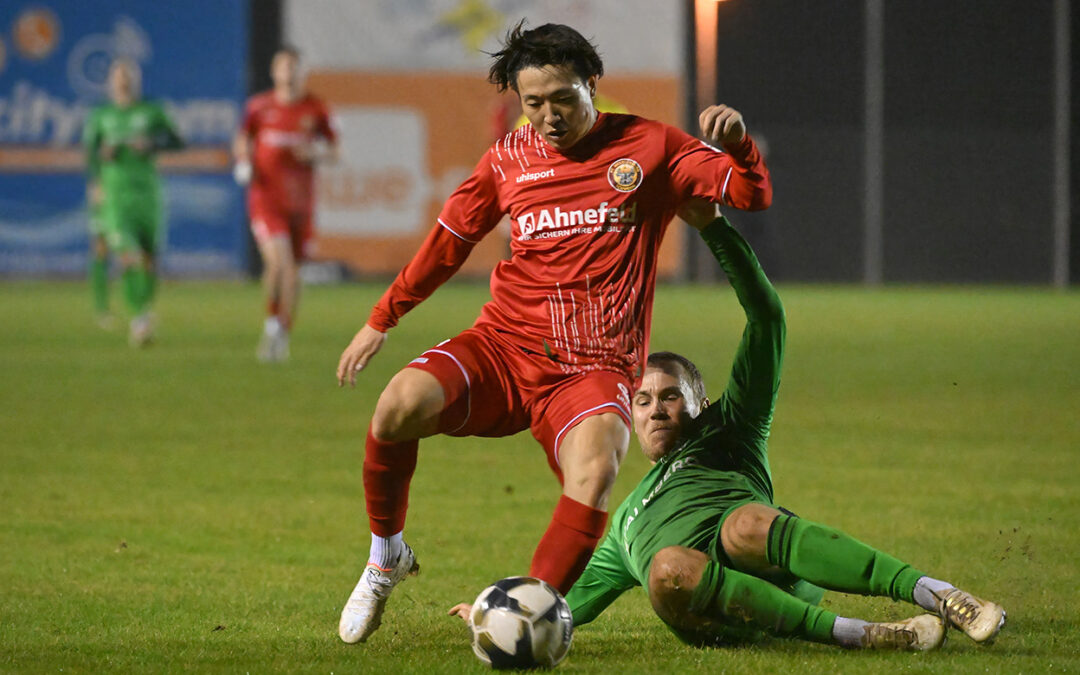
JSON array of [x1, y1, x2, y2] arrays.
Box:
[[336, 22, 772, 644], [233, 46, 338, 362]]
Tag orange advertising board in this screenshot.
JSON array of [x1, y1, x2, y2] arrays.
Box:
[[306, 71, 685, 279]]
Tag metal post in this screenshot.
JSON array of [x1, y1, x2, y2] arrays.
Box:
[[1052, 0, 1071, 288], [863, 0, 884, 285]]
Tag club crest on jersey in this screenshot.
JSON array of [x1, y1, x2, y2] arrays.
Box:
[[607, 158, 642, 193]]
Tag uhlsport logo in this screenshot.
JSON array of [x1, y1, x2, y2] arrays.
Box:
[[516, 168, 555, 184], [607, 158, 642, 193]]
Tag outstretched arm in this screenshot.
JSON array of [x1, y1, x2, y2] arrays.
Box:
[[337, 152, 502, 386], [336, 222, 476, 386], [564, 528, 637, 626], [700, 215, 785, 427]]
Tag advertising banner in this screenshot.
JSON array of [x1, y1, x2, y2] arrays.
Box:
[[0, 1, 248, 277]]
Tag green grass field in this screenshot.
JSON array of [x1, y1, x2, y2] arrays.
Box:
[[2, 280, 1078, 673]]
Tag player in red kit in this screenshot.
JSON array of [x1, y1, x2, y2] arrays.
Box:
[[233, 46, 338, 362], [336, 22, 772, 644]]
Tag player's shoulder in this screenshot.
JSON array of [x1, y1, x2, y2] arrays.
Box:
[[247, 91, 276, 110], [139, 98, 168, 113], [599, 112, 680, 146], [604, 111, 665, 131], [300, 92, 329, 109]]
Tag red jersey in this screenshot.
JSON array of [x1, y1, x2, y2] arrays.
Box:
[[242, 91, 336, 214], [369, 113, 771, 379]]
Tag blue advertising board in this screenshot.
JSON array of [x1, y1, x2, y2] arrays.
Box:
[[0, 1, 248, 276]]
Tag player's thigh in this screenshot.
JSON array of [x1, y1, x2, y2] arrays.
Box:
[[402, 330, 529, 439], [716, 500, 782, 573], [371, 368, 446, 441], [288, 212, 314, 262], [133, 211, 161, 261], [251, 211, 292, 265], [101, 210, 140, 261], [531, 370, 633, 487]]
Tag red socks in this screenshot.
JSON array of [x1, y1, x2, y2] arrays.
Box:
[[363, 429, 418, 537], [529, 495, 608, 594]]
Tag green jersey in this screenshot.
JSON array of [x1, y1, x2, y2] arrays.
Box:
[[84, 100, 182, 193], [83, 100, 182, 251], [567, 217, 786, 625]]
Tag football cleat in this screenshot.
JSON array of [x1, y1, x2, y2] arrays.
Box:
[[937, 588, 1006, 643], [256, 319, 289, 362], [128, 313, 155, 348], [861, 614, 946, 651], [339, 543, 419, 644]]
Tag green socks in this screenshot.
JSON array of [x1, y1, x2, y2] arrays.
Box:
[[689, 560, 837, 643], [91, 257, 109, 315], [767, 514, 924, 603], [122, 266, 154, 315]]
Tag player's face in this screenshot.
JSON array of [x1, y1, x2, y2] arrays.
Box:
[[516, 65, 598, 150], [633, 366, 695, 462], [108, 62, 138, 104], [271, 52, 300, 90]]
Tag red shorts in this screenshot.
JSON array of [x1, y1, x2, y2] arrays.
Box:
[[405, 327, 633, 481], [250, 207, 314, 261]]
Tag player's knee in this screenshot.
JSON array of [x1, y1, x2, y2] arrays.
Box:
[[370, 393, 416, 442], [278, 251, 298, 274], [648, 547, 704, 627]]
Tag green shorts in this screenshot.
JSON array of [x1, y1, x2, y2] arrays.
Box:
[[102, 192, 162, 255]]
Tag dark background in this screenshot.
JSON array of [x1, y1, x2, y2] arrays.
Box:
[[691, 0, 1077, 283]]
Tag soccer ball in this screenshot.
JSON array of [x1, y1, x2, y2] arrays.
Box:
[[469, 576, 573, 669]]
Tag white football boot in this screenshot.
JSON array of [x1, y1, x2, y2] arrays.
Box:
[[128, 313, 155, 348], [256, 317, 283, 362], [937, 588, 1006, 643], [339, 543, 419, 644], [861, 614, 946, 651]]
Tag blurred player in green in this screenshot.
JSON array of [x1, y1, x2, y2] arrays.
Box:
[[83, 58, 183, 346], [452, 204, 1006, 651]]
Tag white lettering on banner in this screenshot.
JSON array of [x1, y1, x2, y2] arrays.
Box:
[[516, 202, 638, 240], [0, 81, 238, 146]]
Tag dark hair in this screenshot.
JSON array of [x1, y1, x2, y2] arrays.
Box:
[[274, 45, 301, 61], [488, 20, 604, 92], [647, 351, 707, 405]]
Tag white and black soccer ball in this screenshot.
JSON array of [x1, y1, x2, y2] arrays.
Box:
[[469, 576, 573, 669]]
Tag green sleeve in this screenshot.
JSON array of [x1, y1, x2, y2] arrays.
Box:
[[150, 103, 184, 151], [83, 108, 102, 179], [565, 527, 637, 626], [699, 216, 785, 430]]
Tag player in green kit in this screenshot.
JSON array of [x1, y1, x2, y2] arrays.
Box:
[[83, 58, 183, 346], [452, 205, 1006, 651]]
